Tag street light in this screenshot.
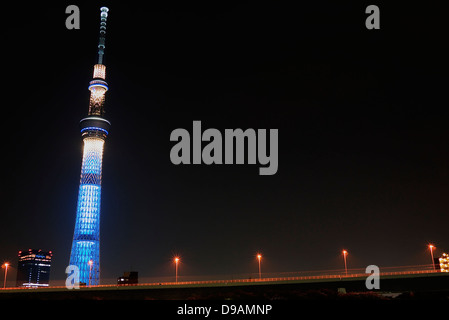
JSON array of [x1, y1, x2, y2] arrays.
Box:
[[257, 253, 262, 280], [429, 244, 436, 271], [88, 260, 93, 286], [174, 257, 180, 283], [342, 250, 348, 276], [2, 263, 9, 289]]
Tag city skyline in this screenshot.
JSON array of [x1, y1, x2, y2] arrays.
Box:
[[1, 2, 448, 284]]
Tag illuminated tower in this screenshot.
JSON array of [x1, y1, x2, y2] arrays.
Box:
[[69, 7, 111, 286]]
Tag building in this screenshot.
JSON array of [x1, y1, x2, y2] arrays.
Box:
[[69, 7, 112, 286], [16, 249, 52, 287], [439, 253, 449, 272], [117, 271, 139, 285]]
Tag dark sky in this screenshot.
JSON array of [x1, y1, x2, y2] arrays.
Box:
[[1, 2, 448, 283]]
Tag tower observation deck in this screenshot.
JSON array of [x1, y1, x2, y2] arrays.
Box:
[[69, 7, 111, 286]]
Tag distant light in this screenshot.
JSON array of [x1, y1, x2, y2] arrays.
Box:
[[342, 250, 348, 255], [428, 244, 437, 271], [174, 256, 180, 283], [440, 253, 449, 272]]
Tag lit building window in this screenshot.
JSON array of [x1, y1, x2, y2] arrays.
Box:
[[439, 253, 449, 272]]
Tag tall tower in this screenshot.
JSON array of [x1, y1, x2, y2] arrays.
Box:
[[69, 7, 110, 286]]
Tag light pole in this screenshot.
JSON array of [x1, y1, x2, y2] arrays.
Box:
[[429, 245, 436, 271], [342, 250, 348, 276], [88, 260, 93, 286], [257, 254, 262, 280], [174, 257, 180, 283], [2, 263, 9, 289]]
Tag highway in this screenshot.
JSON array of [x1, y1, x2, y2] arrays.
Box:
[[1, 265, 449, 299]]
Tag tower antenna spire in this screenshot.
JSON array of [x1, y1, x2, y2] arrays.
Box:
[[97, 7, 109, 64], [69, 7, 112, 286]]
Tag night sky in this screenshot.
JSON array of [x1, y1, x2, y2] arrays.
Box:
[[1, 2, 448, 284]]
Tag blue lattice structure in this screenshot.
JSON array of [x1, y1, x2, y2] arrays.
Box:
[[69, 7, 111, 286]]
